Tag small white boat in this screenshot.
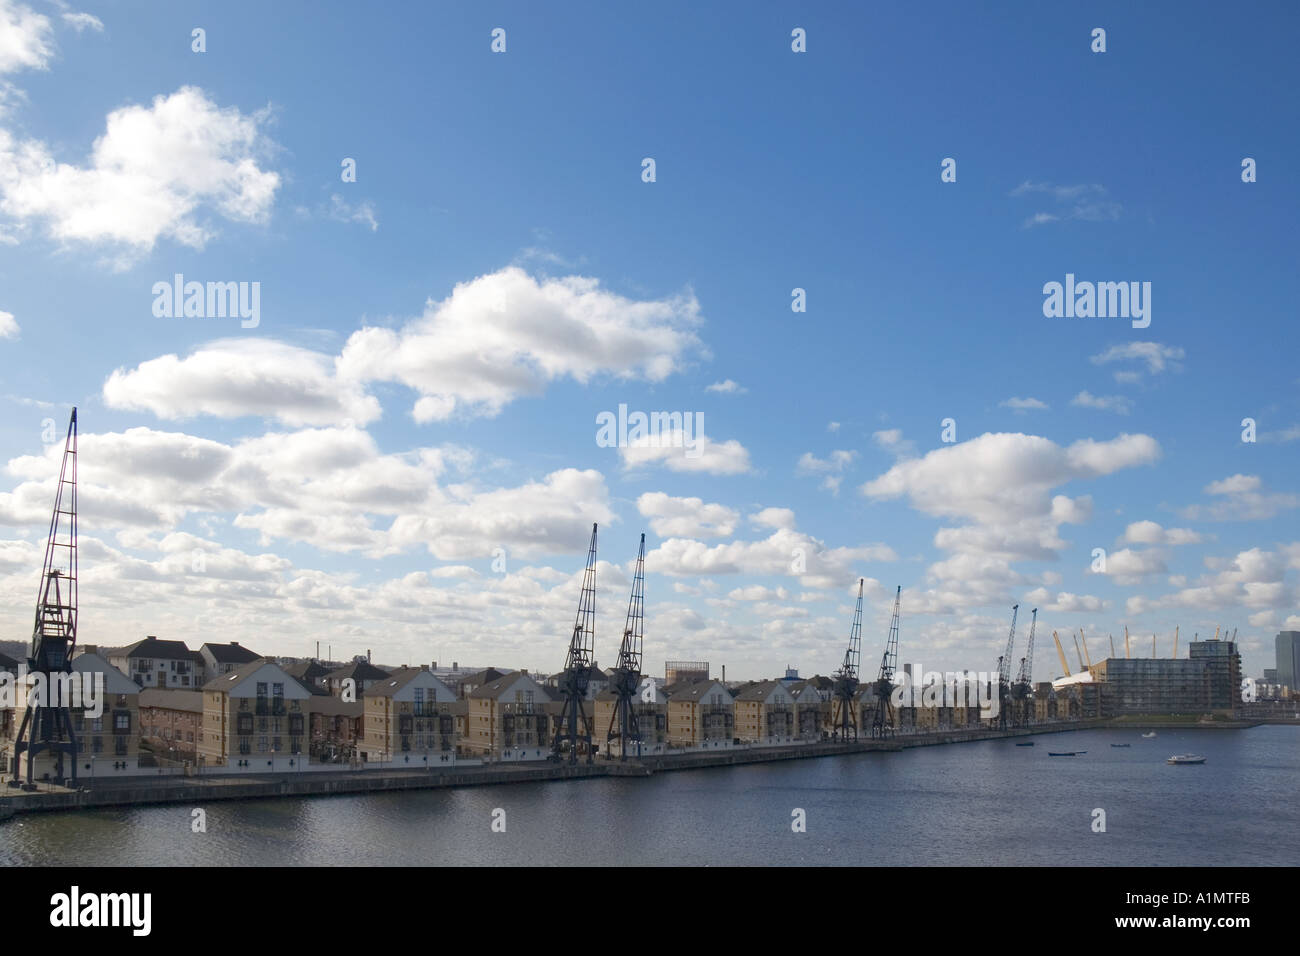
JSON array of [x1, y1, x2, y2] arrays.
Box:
[[1167, 754, 1206, 765], [1141, 732, 1157, 738]]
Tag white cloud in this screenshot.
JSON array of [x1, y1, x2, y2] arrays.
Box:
[[1023, 587, 1108, 613], [60, 11, 103, 32], [1126, 546, 1297, 616], [636, 492, 738, 539], [1011, 181, 1121, 227], [327, 193, 377, 231], [705, 379, 745, 394], [0, 309, 17, 338], [619, 428, 751, 475], [1090, 342, 1184, 380], [826, 421, 840, 433], [339, 266, 703, 421], [749, 507, 795, 531], [1000, 397, 1048, 412], [0, 86, 279, 258], [103, 339, 382, 427], [872, 428, 916, 459], [1183, 474, 1299, 521], [861, 431, 1159, 612], [1070, 390, 1132, 415], [0, 0, 53, 74], [796, 449, 857, 493], [1095, 547, 1168, 585], [647, 527, 895, 589], [1121, 520, 1201, 546]]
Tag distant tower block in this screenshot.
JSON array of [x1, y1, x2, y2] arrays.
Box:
[[665, 661, 709, 686]]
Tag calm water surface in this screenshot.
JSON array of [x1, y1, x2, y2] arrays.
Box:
[[4, 727, 1297, 866]]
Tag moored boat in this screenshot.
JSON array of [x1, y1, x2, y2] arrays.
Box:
[[1141, 732, 1157, 738], [1111, 743, 1131, 747], [1167, 754, 1206, 765]]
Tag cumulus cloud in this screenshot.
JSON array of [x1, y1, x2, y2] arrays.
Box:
[[0, 309, 17, 338], [619, 428, 751, 475], [872, 428, 916, 459], [861, 431, 1159, 612], [1183, 474, 1299, 522], [0, 0, 53, 74], [637, 492, 738, 539], [0, 424, 612, 561], [103, 339, 382, 427], [0, 86, 279, 259], [1127, 546, 1297, 616], [647, 527, 895, 590], [340, 266, 704, 422], [1121, 520, 1201, 547]]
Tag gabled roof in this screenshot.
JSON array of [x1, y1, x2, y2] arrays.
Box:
[[0, 649, 17, 671], [71, 651, 140, 696], [734, 679, 792, 702], [202, 642, 262, 665], [366, 666, 454, 699], [326, 660, 390, 682], [469, 671, 550, 701], [663, 678, 731, 703], [119, 636, 193, 659], [201, 658, 310, 696], [282, 660, 331, 681]]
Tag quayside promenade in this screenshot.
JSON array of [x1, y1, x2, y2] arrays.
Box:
[[0, 718, 1124, 818]]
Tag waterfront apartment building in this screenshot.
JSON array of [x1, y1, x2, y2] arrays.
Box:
[[198, 660, 312, 768], [359, 666, 460, 763], [464, 671, 552, 757], [666, 679, 734, 747], [8, 649, 142, 781], [199, 641, 262, 678], [592, 679, 669, 756], [308, 695, 363, 763], [110, 636, 204, 689], [1092, 639, 1241, 715], [138, 688, 203, 761], [1276, 632, 1300, 692], [790, 680, 829, 740], [733, 680, 796, 743], [325, 660, 391, 699]]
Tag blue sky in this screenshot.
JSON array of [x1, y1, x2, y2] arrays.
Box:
[[0, 0, 1297, 681]]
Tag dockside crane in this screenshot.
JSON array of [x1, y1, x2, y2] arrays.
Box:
[[1109, 634, 1116, 659], [995, 605, 1018, 730], [1072, 632, 1085, 672], [552, 523, 598, 764], [1053, 631, 1071, 678], [1124, 626, 1131, 659], [11, 408, 79, 787], [607, 533, 646, 760], [1013, 608, 1037, 727], [869, 586, 901, 739], [1080, 629, 1093, 669], [832, 579, 865, 741]]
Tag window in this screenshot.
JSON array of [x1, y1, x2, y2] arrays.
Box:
[[258, 736, 268, 753], [414, 687, 424, 716], [256, 682, 268, 697], [114, 711, 130, 733]]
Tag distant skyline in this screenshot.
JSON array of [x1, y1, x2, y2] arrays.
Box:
[[0, 1, 1297, 681]]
